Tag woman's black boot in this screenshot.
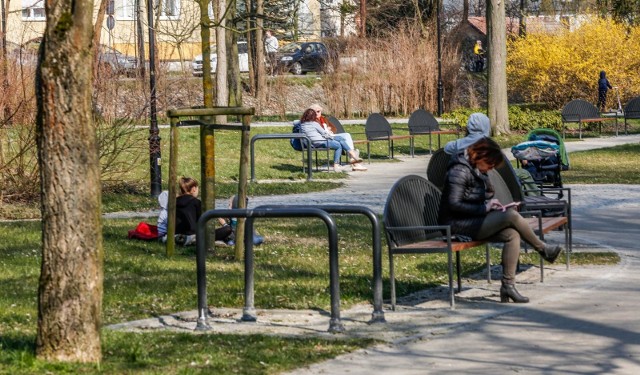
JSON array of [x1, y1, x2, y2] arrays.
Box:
[[500, 283, 529, 303], [540, 244, 562, 264]]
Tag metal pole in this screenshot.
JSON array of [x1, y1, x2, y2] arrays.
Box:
[[147, 0, 161, 197], [436, 0, 444, 116]]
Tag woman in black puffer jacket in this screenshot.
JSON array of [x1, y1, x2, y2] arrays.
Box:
[[439, 138, 562, 303]]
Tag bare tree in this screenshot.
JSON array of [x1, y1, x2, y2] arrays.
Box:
[[35, 0, 103, 362], [487, 0, 509, 134]]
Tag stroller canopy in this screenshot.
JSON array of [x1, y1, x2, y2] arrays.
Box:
[[525, 128, 569, 169], [511, 140, 559, 161]]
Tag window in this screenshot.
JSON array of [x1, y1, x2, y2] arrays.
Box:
[[114, 0, 135, 20], [22, 0, 45, 20], [157, 0, 180, 20]]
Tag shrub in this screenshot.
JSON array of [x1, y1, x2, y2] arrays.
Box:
[[443, 106, 562, 133], [321, 25, 460, 118], [507, 17, 640, 108]]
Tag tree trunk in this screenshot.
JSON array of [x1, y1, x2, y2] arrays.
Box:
[[255, 0, 266, 108], [92, 0, 109, 80], [215, 0, 228, 120], [199, 0, 213, 107], [35, 0, 103, 362], [227, 2, 241, 107], [359, 0, 366, 37], [487, 0, 510, 135], [245, 0, 255, 95], [462, 0, 469, 22]]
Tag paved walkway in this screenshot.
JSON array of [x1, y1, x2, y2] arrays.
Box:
[[109, 134, 640, 374]]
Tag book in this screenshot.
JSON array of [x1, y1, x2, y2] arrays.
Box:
[[496, 201, 521, 211]]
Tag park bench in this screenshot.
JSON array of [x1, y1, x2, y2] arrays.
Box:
[[623, 96, 640, 135], [407, 109, 460, 156], [327, 115, 370, 162], [364, 113, 413, 162], [561, 99, 615, 139], [383, 175, 569, 310]]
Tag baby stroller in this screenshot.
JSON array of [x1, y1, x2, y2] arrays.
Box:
[[511, 128, 569, 190]]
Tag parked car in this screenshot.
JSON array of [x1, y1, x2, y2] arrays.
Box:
[[13, 38, 138, 76], [276, 41, 336, 75], [192, 41, 249, 76], [97, 46, 138, 76]]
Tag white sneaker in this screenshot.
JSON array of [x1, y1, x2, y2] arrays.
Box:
[[352, 163, 368, 171]]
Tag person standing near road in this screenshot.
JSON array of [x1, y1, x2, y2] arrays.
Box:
[[265, 30, 279, 75]]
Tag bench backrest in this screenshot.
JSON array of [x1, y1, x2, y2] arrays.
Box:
[[488, 169, 516, 204], [408, 109, 440, 134], [383, 175, 442, 247], [326, 115, 346, 134], [624, 96, 640, 120], [365, 113, 393, 140], [426, 148, 451, 191], [561, 99, 600, 122], [495, 153, 525, 202]]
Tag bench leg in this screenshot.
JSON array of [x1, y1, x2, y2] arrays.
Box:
[[390, 251, 396, 311], [485, 244, 491, 283], [456, 251, 462, 293], [447, 248, 455, 309]]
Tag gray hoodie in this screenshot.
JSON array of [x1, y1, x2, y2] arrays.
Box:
[[443, 113, 491, 156], [157, 190, 169, 236]]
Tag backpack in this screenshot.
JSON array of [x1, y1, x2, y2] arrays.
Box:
[[290, 121, 303, 151]]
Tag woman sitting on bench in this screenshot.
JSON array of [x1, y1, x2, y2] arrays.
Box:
[[438, 138, 562, 303], [299, 108, 362, 172]]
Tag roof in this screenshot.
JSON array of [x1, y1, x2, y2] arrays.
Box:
[[467, 16, 520, 35], [467, 16, 566, 36]]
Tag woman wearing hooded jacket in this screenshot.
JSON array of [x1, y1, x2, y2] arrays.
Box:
[[443, 112, 491, 157], [439, 137, 562, 303]]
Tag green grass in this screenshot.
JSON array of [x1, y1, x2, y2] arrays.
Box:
[[563, 143, 640, 184], [1, 330, 374, 374]]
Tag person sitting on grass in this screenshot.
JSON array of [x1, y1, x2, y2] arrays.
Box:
[[299, 108, 362, 172], [175, 177, 233, 246]]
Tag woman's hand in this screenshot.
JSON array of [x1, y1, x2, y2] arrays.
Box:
[[485, 199, 502, 212]]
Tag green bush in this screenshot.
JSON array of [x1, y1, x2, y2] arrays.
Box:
[[443, 106, 562, 133]]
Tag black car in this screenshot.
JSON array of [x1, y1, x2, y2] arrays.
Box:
[[276, 42, 336, 75]]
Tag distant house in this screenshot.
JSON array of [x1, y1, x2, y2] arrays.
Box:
[[5, 0, 324, 64]]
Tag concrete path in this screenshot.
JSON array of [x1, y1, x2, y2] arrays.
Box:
[[109, 134, 640, 374]]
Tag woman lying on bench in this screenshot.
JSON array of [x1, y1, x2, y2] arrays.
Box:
[[438, 138, 562, 304]]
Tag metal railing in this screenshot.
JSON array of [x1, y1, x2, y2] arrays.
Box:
[[194, 206, 385, 333], [250, 133, 331, 182]]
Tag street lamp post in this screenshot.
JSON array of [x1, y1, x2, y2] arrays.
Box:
[[147, 0, 161, 197], [436, 0, 444, 116]]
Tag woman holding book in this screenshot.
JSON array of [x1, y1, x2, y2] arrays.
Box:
[[438, 137, 562, 303]]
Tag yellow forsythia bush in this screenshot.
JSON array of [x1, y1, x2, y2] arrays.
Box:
[[507, 17, 640, 109]]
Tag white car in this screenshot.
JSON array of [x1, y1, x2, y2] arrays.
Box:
[[192, 41, 249, 76]]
